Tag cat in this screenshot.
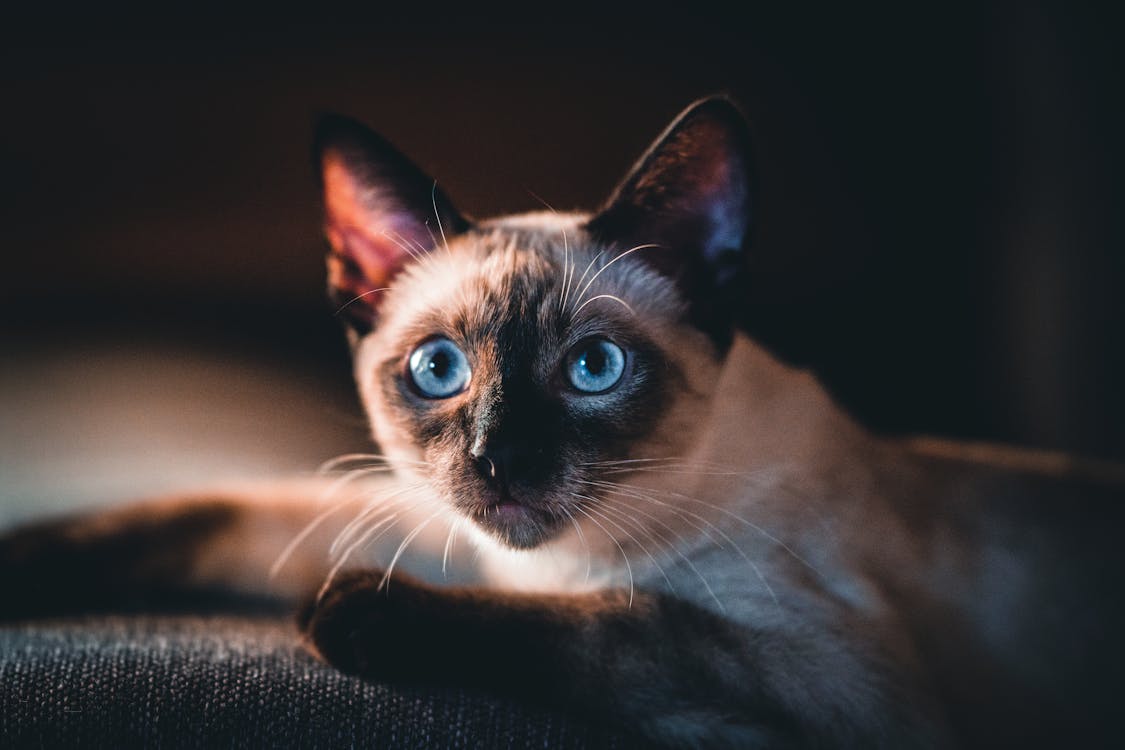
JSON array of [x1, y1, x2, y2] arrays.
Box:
[[2, 96, 1123, 749]]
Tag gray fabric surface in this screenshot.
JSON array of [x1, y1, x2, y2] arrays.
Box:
[[0, 615, 627, 749]]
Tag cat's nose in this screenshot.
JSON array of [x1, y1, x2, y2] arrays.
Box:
[[471, 443, 511, 490], [470, 441, 544, 492]]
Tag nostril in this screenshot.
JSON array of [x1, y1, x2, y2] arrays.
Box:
[[476, 454, 498, 480]]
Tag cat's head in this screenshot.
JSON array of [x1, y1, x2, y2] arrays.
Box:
[[316, 98, 753, 549]]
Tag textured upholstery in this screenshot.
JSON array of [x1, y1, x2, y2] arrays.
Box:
[[0, 614, 627, 748]]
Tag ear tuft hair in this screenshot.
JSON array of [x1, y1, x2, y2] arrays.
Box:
[[314, 114, 470, 333]]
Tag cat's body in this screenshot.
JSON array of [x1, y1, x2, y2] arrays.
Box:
[[2, 98, 1121, 748]]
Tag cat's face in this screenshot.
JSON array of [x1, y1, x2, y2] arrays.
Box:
[[352, 218, 721, 547], [317, 98, 753, 549]]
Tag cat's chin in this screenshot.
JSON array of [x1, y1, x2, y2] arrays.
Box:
[[467, 501, 559, 550]]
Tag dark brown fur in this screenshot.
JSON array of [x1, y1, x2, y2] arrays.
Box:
[[302, 569, 804, 747], [1, 499, 239, 617]]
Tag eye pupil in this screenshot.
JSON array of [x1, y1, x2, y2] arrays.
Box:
[[429, 351, 449, 377], [581, 347, 606, 375]]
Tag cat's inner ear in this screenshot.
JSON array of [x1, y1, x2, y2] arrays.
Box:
[[586, 97, 754, 340], [315, 115, 470, 332]]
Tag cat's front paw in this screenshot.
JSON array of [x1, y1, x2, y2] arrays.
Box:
[[300, 569, 432, 679]]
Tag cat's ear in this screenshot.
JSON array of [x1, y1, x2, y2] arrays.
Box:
[[315, 114, 470, 333], [586, 97, 753, 343]]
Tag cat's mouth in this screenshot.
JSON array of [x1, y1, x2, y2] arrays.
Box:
[[466, 491, 558, 549]]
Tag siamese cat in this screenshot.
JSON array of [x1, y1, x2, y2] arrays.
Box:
[[2, 97, 1122, 749]]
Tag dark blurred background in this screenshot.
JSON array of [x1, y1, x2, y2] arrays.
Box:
[[1, 4, 1122, 519]]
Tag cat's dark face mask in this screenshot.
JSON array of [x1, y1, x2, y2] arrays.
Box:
[[363, 234, 697, 549], [316, 97, 754, 549]]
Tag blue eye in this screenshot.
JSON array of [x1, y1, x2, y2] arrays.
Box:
[[408, 338, 471, 398], [566, 339, 626, 394]]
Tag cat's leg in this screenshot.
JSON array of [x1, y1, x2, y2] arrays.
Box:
[[0, 477, 454, 619], [303, 569, 947, 749]]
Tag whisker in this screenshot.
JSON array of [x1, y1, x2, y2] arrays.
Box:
[[313, 466, 399, 489], [539, 521, 567, 573], [317, 513, 401, 602], [404, 232, 434, 258], [423, 220, 444, 260], [431, 181, 452, 256], [571, 243, 661, 312], [601, 466, 744, 477], [573, 294, 635, 317], [570, 249, 605, 311], [586, 473, 815, 572], [558, 505, 592, 584], [663, 489, 820, 580], [592, 492, 686, 560], [329, 482, 428, 557], [334, 287, 391, 317], [270, 491, 366, 579], [590, 463, 822, 541], [273, 469, 415, 578], [579, 457, 693, 467], [312, 467, 403, 511], [380, 229, 425, 264], [585, 483, 731, 587], [564, 229, 576, 312], [525, 189, 559, 214], [379, 508, 446, 591], [583, 478, 781, 609], [595, 493, 730, 612], [318, 452, 428, 473], [441, 516, 464, 578], [579, 457, 742, 471], [316, 461, 393, 477], [572, 504, 634, 608], [574, 493, 676, 594], [578, 479, 725, 549], [558, 226, 570, 311], [318, 485, 439, 600]]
